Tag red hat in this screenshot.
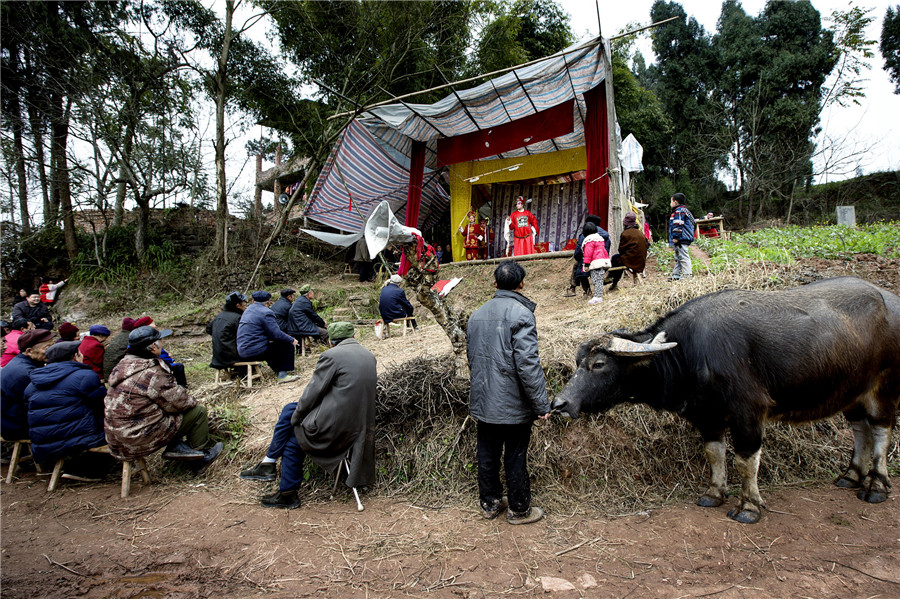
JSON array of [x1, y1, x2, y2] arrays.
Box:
[[134, 316, 153, 328], [121, 317, 137, 331], [58, 322, 79, 339], [18, 329, 54, 352]]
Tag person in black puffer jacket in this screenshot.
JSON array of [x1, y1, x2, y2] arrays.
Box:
[[206, 292, 248, 371]]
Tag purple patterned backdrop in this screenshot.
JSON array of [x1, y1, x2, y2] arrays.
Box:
[[486, 181, 587, 257]]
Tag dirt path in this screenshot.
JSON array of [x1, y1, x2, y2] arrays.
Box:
[[1, 478, 898, 598], [3, 253, 899, 597]]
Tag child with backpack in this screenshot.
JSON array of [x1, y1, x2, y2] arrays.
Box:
[[668, 193, 695, 280]]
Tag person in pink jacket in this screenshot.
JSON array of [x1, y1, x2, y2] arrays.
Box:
[[1, 319, 32, 368], [581, 222, 611, 306]]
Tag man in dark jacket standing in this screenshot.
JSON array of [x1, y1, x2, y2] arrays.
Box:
[[239, 322, 377, 509], [467, 261, 550, 525], [206, 292, 248, 371], [238, 291, 299, 382], [270, 289, 294, 332], [288, 285, 327, 342], [1, 329, 54, 442]]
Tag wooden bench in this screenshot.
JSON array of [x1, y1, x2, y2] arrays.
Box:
[[214, 361, 264, 388], [3, 438, 32, 483], [603, 266, 641, 287], [382, 317, 416, 339], [47, 445, 150, 499]]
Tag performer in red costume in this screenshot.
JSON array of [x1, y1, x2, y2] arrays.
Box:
[[459, 211, 484, 261], [508, 196, 538, 256]]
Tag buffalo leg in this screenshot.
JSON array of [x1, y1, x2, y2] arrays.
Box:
[[728, 449, 765, 524], [857, 425, 893, 503], [835, 418, 871, 488], [698, 437, 728, 507]]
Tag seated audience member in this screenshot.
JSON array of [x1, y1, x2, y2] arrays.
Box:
[[133, 316, 187, 387], [1, 318, 32, 368], [608, 212, 650, 291], [11, 292, 53, 330], [56, 322, 79, 342], [378, 275, 417, 337], [25, 341, 111, 480], [12, 288, 28, 309], [206, 292, 248, 372], [288, 285, 328, 343], [0, 330, 54, 441], [271, 289, 295, 333], [79, 325, 110, 377], [238, 291, 299, 383], [40, 278, 67, 305], [239, 322, 376, 509], [102, 318, 135, 381], [105, 326, 223, 466]]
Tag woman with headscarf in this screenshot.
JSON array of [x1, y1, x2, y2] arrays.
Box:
[[608, 212, 649, 290]]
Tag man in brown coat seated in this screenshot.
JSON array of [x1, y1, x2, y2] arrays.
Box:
[[608, 212, 649, 290], [104, 326, 223, 467], [239, 322, 377, 509]]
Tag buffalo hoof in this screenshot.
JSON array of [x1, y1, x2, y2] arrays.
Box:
[[697, 494, 724, 508], [727, 507, 761, 524], [834, 475, 861, 489], [857, 488, 888, 504]]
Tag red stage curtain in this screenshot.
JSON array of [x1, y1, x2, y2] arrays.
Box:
[[436, 100, 574, 166], [399, 140, 426, 275], [583, 85, 609, 227]]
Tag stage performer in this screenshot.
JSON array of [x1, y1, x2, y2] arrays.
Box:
[[458, 211, 484, 261], [508, 197, 538, 256]]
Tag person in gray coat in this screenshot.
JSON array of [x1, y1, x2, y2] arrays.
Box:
[[467, 260, 551, 525], [239, 322, 377, 509]]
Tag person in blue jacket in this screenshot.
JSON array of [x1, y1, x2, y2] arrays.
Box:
[[667, 192, 695, 280], [238, 291, 299, 383], [288, 285, 328, 343], [25, 341, 112, 479], [378, 275, 417, 337], [1, 329, 54, 442], [270, 289, 295, 333]]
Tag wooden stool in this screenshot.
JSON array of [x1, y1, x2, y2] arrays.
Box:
[[3, 438, 32, 483], [47, 446, 150, 498], [230, 361, 263, 388], [299, 337, 314, 357], [393, 317, 416, 337]]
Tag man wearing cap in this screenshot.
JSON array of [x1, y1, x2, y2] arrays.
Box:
[[287, 285, 328, 344], [206, 292, 248, 373], [238, 291, 299, 382], [11, 291, 53, 330], [1, 329, 55, 442], [378, 275, 417, 338], [25, 341, 110, 479], [133, 316, 187, 387], [102, 317, 136, 380], [105, 326, 223, 465], [271, 289, 295, 333], [79, 325, 110, 378], [239, 322, 377, 509]]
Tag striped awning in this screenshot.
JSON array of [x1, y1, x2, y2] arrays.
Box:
[[303, 120, 449, 232]]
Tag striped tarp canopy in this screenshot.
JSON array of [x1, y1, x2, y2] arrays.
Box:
[[358, 36, 605, 170], [304, 120, 449, 232]]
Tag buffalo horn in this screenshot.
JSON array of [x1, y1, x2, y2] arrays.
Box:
[[608, 336, 677, 356]]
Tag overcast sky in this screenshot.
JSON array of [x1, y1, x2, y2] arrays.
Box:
[[564, 0, 900, 182]]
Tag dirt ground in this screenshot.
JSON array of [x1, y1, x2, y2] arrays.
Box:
[[3, 251, 899, 598]]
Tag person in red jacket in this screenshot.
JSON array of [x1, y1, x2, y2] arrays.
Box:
[[508, 196, 538, 256], [458, 211, 483, 261], [79, 325, 110, 378]]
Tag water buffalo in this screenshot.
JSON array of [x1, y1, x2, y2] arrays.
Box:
[[551, 277, 900, 524]]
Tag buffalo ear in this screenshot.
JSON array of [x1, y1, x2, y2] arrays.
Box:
[[575, 335, 611, 366]]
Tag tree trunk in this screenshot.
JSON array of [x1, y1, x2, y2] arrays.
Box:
[[11, 98, 30, 235], [113, 120, 136, 227], [254, 154, 263, 218], [212, 0, 235, 266], [51, 103, 78, 261], [25, 94, 50, 222]]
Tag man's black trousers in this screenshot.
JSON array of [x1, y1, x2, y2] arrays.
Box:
[[476, 420, 533, 514]]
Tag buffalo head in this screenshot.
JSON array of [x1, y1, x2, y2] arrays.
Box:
[[551, 332, 677, 418]]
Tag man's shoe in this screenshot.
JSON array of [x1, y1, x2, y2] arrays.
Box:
[[261, 489, 301, 509], [277, 374, 299, 384], [507, 506, 544, 525], [562, 288, 576, 298], [481, 496, 508, 520], [240, 461, 277, 481], [162, 441, 205, 460]]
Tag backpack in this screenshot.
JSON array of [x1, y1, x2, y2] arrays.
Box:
[[672, 206, 695, 243]]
